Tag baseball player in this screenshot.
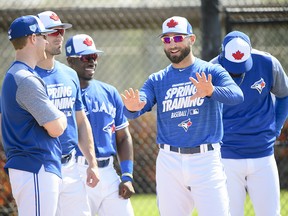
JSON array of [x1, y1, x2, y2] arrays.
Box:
[[210, 31, 288, 216], [65, 34, 135, 216], [35, 11, 100, 216], [2, 15, 67, 216], [121, 16, 244, 216]]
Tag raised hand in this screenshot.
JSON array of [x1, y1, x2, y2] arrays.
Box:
[[189, 72, 214, 101], [121, 88, 146, 111]]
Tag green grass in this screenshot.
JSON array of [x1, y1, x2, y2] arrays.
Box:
[[131, 190, 288, 216]]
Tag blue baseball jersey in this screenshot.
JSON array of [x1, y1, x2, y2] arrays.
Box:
[[1, 61, 63, 177], [212, 49, 288, 159], [124, 58, 243, 147], [75, 80, 129, 158], [35, 61, 84, 155]]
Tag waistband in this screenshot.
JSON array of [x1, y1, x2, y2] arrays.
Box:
[[76, 156, 112, 168], [61, 152, 73, 164], [159, 143, 215, 154]]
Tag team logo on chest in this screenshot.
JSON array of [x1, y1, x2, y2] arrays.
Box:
[[251, 78, 266, 94], [103, 121, 116, 136], [178, 118, 192, 132]]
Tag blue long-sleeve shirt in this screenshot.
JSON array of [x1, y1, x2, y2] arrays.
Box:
[[124, 57, 243, 147], [211, 49, 288, 159]]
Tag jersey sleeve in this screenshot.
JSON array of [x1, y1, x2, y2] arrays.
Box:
[[271, 55, 288, 98], [123, 75, 156, 119], [113, 88, 129, 130], [16, 75, 64, 126], [210, 64, 244, 105]]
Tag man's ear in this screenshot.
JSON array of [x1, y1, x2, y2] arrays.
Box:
[[66, 57, 73, 66], [29, 34, 37, 45], [190, 34, 196, 44]]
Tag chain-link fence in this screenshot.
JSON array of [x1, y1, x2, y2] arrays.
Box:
[[0, 0, 288, 215]]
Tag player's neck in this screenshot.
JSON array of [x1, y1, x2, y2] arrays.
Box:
[[15, 49, 38, 69], [80, 80, 90, 89], [37, 56, 55, 70]]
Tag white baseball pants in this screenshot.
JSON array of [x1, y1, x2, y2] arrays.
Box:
[[156, 144, 230, 216], [222, 154, 280, 216], [9, 165, 61, 216], [77, 156, 134, 216], [56, 153, 91, 216]]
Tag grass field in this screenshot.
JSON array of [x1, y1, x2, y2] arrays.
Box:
[[131, 190, 288, 216]]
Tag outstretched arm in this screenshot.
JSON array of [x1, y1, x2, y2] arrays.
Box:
[[190, 71, 244, 105]]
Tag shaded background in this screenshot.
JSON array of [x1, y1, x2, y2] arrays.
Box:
[[0, 0, 288, 215]]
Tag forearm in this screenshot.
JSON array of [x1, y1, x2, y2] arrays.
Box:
[[116, 127, 134, 181], [275, 96, 288, 136], [117, 131, 133, 162], [78, 119, 97, 167], [211, 84, 244, 105], [44, 113, 67, 138]]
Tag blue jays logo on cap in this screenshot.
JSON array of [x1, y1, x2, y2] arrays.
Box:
[[220, 31, 253, 74], [37, 11, 72, 29], [65, 34, 103, 57], [8, 15, 56, 40], [160, 16, 193, 37]]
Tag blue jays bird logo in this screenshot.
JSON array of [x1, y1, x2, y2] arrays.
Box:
[[103, 121, 116, 136], [251, 78, 266, 94], [178, 118, 192, 132]]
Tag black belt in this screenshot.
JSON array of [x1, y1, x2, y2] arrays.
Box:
[[61, 153, 72, 164], [97, 158, 110, 168], [76, 156, 110, 168], [159, 144, 214, 154]]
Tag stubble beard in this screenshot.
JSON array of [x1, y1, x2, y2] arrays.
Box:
[[164, 46, 191, 64], [46, 45, 62, 57]]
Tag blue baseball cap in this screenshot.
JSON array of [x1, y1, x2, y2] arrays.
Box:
[[220, 31, 253, 74], [65, 34, 103, 57], [159, 16, 193, 37], [8, 15, 56, 40]]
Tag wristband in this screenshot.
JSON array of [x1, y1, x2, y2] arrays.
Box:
[[120, 160, 133, 182], [121, 173, 133, 182]]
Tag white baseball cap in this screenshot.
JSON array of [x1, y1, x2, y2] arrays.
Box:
[[37, 11, 72, 29], [159, 16, 193, 37], [65, 34, 103, 56], [220, 31, 253, 74]]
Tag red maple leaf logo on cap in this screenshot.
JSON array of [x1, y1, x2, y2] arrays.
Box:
[[232, 50, 244, 60], [83, 38, 93, 46], [167, 19, 178, 28], [50, 13, 60, 21]]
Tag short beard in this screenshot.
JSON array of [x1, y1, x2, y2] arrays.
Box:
[[46, 46, 62, 56], [164, 46, 190, 64]]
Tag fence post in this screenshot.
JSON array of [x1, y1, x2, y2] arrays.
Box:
[[200, 0, 222, 61]]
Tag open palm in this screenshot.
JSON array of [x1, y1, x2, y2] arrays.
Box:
[[121, 88, 146, 111], [189, 72, 214, 100]]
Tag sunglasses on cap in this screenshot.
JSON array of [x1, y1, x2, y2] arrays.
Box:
[[71, 53, 98, 62], [48, 29, 65, 37], [161, 35, 191, 44]]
